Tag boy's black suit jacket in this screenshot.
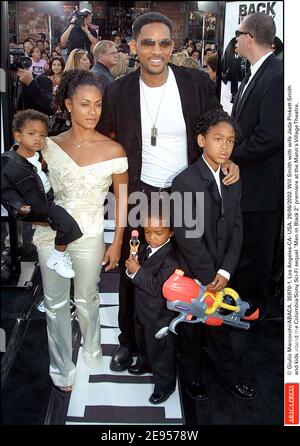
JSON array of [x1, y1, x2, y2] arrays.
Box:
[[131, 241, 178, 328], [171, 156, 243, 285]]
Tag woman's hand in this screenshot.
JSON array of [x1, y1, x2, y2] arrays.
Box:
[[102, 241, 121, 271]]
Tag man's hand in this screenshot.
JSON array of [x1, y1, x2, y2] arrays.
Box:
[[221, 159, 240, 186], [206, 273, 228, 292], [82, 21, 89, 33], [31, 221, 50, 226], [17, 68, 33, 86], [18, 205, 31, 215], [125, 256, 141, 274]]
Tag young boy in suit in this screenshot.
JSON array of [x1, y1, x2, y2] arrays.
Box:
[[1, 109, 82, 278], [171, 108, 256, 400], [125, 205, 178, 404]]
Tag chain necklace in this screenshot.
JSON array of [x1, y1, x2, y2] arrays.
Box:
[[73, 140, 89, 149], [140, 69, 169, 146], [73, 141, 90, 150], [71, 136, 95, 150]]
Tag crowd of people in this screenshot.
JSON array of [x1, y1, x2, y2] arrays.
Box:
[[10, 8, 222, 122], [2, 11, 283, 408]]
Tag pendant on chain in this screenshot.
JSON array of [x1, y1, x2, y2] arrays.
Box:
[[151, 126, 158, 146]]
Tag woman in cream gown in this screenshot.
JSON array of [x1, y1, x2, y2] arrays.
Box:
[[33, 70, 128, 391]]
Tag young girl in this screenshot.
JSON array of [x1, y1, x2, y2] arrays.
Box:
[[30, 46, 48, 76], [48, 56, 65, 96]]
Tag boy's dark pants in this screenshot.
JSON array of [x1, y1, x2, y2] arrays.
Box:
[[135, 317, 177, 394], [47, 199, 82, 246]]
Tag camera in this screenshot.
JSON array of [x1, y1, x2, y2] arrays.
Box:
[[71, 8, 91, 28], [10, 48, 32, 71]]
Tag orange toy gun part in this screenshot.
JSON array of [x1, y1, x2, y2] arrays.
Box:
[[155, 269, 259, 338], [129, 229, 140, 257]]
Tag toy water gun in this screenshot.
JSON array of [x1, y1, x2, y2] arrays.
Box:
[[129, 230, 140, 257], [155, 269, 259, 339]]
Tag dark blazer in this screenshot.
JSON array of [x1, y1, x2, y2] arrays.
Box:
[[231, 54, 283, 212], [131, 242, 178, 328], [171, 156, 243, 285], [1, 147, 51, 221], [91, 62, 115, 93], [15, 74, 53, 116], [97, 63, 219, 194]]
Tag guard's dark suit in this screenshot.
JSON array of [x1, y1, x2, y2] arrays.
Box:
[[131, 242, 178, 394], [96, 64, 220, 352], [171, 156, 243, 386], [1, 147, 82, 245], [231, 54, 283, 313]]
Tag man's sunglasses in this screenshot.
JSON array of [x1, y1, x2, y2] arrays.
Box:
[[235, 30, 253, 38], [140, 39, 173, 48]]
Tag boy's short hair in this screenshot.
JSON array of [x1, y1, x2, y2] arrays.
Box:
[[194, 108, 240, 139], [144, 200, 172, 228], [13, 109, 49, 133]]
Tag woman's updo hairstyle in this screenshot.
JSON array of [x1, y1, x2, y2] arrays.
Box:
[[55, 69, 102, 117]]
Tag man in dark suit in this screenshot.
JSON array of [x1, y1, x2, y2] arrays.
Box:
[[91, 41, 117, 93], [96, 12, 240, 379], [231, 13, 283, 315]]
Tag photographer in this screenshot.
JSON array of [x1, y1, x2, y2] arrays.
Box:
[[60, 9, 99, 55], [10, 50, 53, 115]]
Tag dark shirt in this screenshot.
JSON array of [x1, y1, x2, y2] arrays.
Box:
[[91, 62, 115, 93], [14, 74, 53, 115], [67, 25, 97, 54]]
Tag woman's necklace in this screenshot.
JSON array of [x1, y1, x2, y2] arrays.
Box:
[[71, 134, 96, 150], [140, 69, 169, 146], [73, 140, 89, 150]]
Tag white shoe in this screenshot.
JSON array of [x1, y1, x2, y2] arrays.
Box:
[[36, 300, 46, 312], [47, 252, 75, 278]]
